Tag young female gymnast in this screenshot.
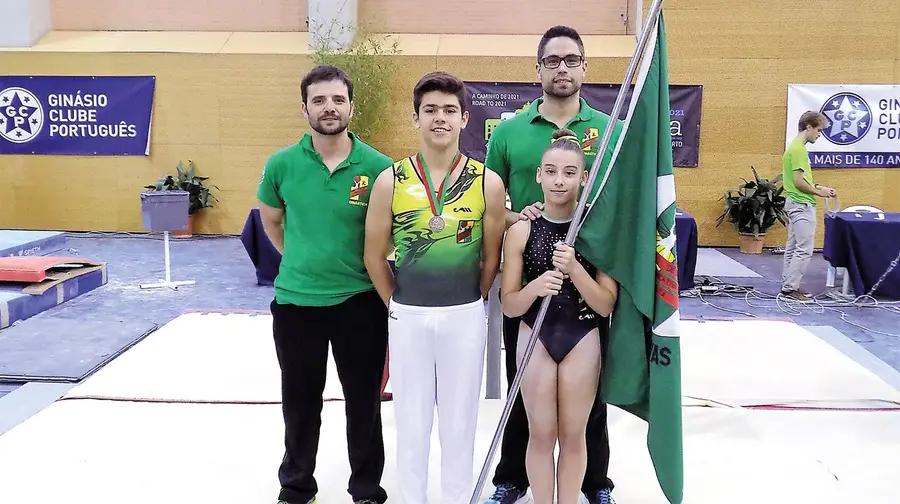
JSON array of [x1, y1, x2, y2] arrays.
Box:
[[499, 128, 619, 504]]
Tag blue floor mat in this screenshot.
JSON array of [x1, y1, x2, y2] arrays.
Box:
[[0, 230, 66, 257], [0, 316, 158, 383], [0, 383, 19, 399]]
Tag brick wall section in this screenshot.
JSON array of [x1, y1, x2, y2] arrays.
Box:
[[51, 0, 308, 31], [50, 0, 627, 35], [359, 0, 628, 35]]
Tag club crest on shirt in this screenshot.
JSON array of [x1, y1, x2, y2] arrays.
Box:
[[582, 127, 599, 154], [349, 175, 369, 206], [456, 220, 474, 243]]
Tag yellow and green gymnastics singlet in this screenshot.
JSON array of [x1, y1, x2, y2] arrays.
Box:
[[390, 152, 486, 307]]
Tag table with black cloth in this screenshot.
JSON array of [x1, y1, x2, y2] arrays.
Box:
[[240, 207, 397, 286], [823, 211, 900, 299], [241, 206, 699, 290], [675, 208, 698, 291], [240, 207, 282, 286]]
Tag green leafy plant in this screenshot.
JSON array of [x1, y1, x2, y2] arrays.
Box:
[[716, 165, 788, 236], [144, 159, 219, 215], [309, 10, 401, 145]]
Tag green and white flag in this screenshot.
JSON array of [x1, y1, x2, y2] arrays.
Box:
[[575, 11, 684, 504]]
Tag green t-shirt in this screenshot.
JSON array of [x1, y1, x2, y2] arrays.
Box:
[[257, 132, 392, 307], [484, 97, 624, 212], [782, 137, 816, 205]]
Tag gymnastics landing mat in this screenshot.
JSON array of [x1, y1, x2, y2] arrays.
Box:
[[0, 230, 66, 258], [694, 248, 763, 278], [60, 311, 382, 403], [0, 314, 897, 503], [0, 257, 108, 329]]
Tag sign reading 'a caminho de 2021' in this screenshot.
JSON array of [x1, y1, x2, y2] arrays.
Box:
[[461, 81, 703, 168]]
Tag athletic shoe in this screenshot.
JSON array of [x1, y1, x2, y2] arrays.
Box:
[[780, 289, 811, 302], [353, 500, 379, 504], [484, 483, 528, 504], [277, 499, 315, 504], [587, 488, 616, 504]]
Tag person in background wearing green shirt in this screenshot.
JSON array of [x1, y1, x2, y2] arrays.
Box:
[[781, 110, 837, 302], [482, 25, 622, 504], [257, 65, 393, 504]]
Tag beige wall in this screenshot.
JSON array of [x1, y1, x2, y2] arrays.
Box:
[[359, 0, 629, 35], [51, 0, 308, 32], [50, 0, 630, 35]]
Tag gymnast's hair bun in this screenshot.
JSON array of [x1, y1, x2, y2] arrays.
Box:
[[551, 128, 578, 141]]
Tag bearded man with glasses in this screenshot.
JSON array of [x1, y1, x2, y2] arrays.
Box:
[[482, 25, 623, 504]]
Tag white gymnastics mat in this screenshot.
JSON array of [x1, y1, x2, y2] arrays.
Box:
[[694, 248, 763, 278], [0, 313, 898, 504]]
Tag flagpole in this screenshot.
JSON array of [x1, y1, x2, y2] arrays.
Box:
[[468, 1, 665, 502]]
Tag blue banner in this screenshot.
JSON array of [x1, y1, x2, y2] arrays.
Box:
[[0, 76, 155, 156]]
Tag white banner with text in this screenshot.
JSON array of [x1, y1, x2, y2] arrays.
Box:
[[786, 84, 900, 168]]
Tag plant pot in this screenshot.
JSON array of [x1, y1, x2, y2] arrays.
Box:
[[739, 232, 766, 254], [173, 214, 195, 238], [140, 191, 189, 232]]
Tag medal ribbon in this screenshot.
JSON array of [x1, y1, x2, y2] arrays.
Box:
[[415, 152, 462, 218]]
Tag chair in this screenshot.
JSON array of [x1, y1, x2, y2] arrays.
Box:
[[826, 205, 884, 294]]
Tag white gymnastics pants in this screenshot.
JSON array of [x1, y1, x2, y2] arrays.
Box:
[[388, 297, 487, 504]]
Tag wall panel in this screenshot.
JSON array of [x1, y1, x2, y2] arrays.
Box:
[[50, 0, 632, 35], [359, 0, 629, 35], [664, 9, 783, 60], [51, 0, 308, 32]]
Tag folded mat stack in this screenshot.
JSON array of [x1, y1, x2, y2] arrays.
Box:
[[0, 256, 107, 329]]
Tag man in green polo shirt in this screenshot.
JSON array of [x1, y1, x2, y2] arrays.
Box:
[[257, 65, 392, 504], [482, 25, 622, 504], [780, 110, 837, 301]]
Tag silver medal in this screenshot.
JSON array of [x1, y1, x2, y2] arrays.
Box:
[[428, 215, 445, 232]]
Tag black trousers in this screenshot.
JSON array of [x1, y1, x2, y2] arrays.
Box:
[[491, 314, 614, 493], [271, 290, 389, 504]]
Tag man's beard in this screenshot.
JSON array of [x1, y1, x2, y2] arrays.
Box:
[[311, 116, 349, 135], [544, 81, 580, 99]]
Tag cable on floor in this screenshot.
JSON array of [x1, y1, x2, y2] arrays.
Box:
[[682, 275, 900, 339]]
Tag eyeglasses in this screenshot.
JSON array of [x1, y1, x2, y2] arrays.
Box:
[[540, 54, 584, 69]]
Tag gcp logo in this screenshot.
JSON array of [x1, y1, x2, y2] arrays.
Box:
[[0, 87, 44, 144], [819, 92, 871, 146]]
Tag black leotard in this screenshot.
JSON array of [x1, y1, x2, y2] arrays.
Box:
[[519, 214, 607, 364]]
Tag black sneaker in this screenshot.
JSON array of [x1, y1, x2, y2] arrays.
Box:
[[484, 483, 528, 504], [587, 488, 616, 504]]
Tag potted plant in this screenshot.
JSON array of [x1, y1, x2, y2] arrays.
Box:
[[142, 160, 218, 237], [716, 165, 789, 254]]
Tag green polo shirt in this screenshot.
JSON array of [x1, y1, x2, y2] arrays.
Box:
[[485, 97, 624, 212], [257, 132, 392, 307], [782, 137, 817, 205]]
